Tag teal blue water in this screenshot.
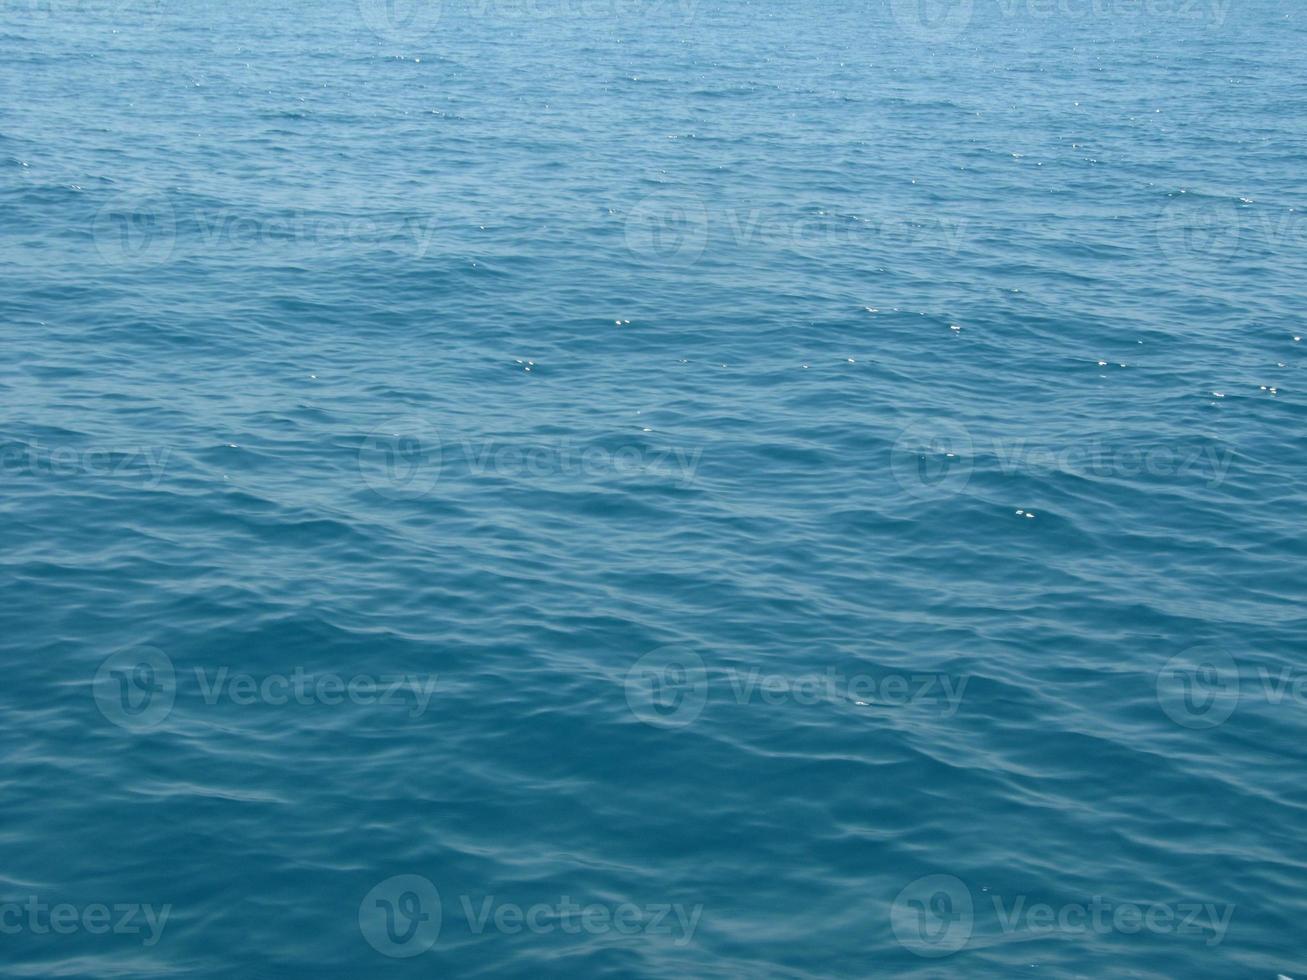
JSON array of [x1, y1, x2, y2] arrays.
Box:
[[3, 0, 1306, 976]]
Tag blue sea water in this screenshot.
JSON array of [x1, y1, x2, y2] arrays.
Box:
[[2, 0, 1306, 976]]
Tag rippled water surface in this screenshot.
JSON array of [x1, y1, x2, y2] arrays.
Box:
[[3, 0, 1306, 976]]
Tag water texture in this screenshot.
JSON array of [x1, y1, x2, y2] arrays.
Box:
[[1, 0, 1305, 976]]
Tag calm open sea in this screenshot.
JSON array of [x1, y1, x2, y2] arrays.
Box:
[[2, 0, 1305, 976]]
